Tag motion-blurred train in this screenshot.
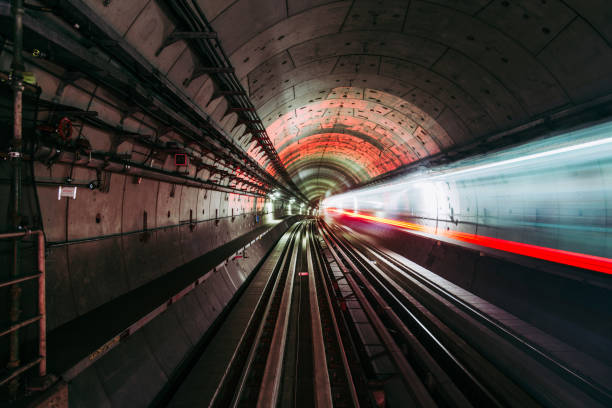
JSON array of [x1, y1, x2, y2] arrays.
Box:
[[322, 120, 612, 274]]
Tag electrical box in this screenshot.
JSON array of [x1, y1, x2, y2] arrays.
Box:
[[58, 186, 77, 200]]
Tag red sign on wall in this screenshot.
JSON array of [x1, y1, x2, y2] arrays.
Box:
[[175, 153, 187, 166]]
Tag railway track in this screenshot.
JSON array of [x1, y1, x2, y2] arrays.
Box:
[[167, 218, 611, 407], [208, 220, 359, 407], [317, 219, 612, 407]]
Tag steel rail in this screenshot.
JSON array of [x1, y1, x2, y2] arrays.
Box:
[[327, 221, 606, 407], [353, 234, 612, 406], [223, 223, 303, 407], [0, 272, 41, 288], [318, 223, 437, 407], [308, 222, 362, 407], [305, 222, 333, 408], [315, 227, 384, 405], [321, 222, 497, 407], [324, 222, 533, 406], [256, 225, 300, 407], [209, 223, 302, 407]]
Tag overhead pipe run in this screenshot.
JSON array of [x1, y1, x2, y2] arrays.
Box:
[[5, 2, 297, 202], [29, 143, 268, 198], [27, 94, 268, 196]]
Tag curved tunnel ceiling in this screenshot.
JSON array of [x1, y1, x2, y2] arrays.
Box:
[[202, 0, 612, 202]]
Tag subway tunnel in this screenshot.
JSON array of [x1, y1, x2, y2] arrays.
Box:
[[0, 0, 611, 406]]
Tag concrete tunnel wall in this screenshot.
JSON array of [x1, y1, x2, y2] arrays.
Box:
[[0, 24, 291, 332], [66, 217, 300, 407], [0, 159, 293, 329], [0, 143, 298, 404], [31, 167, 291, 329], [0, 149, 298, 404], [0, 4, 302, 398]]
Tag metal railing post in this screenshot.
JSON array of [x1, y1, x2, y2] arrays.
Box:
[[7, 0, 25, 399], [37, 232, 46, 377]]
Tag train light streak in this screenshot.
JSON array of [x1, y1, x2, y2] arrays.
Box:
[[327, 208, 612, 274], [322, 121, 612, 276]]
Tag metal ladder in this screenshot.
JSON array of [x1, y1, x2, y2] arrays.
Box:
[[0, 229, 47, 397]]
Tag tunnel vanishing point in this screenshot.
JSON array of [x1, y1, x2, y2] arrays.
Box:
[[1, 0, 612, 407]]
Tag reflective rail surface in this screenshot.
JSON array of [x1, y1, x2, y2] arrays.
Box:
[[166, 218, 611, 407], [207, 220, 357, 408], [318, 219, 612, 407]]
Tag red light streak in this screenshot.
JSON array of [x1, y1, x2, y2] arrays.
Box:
[[327, 208, 612, 275]]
